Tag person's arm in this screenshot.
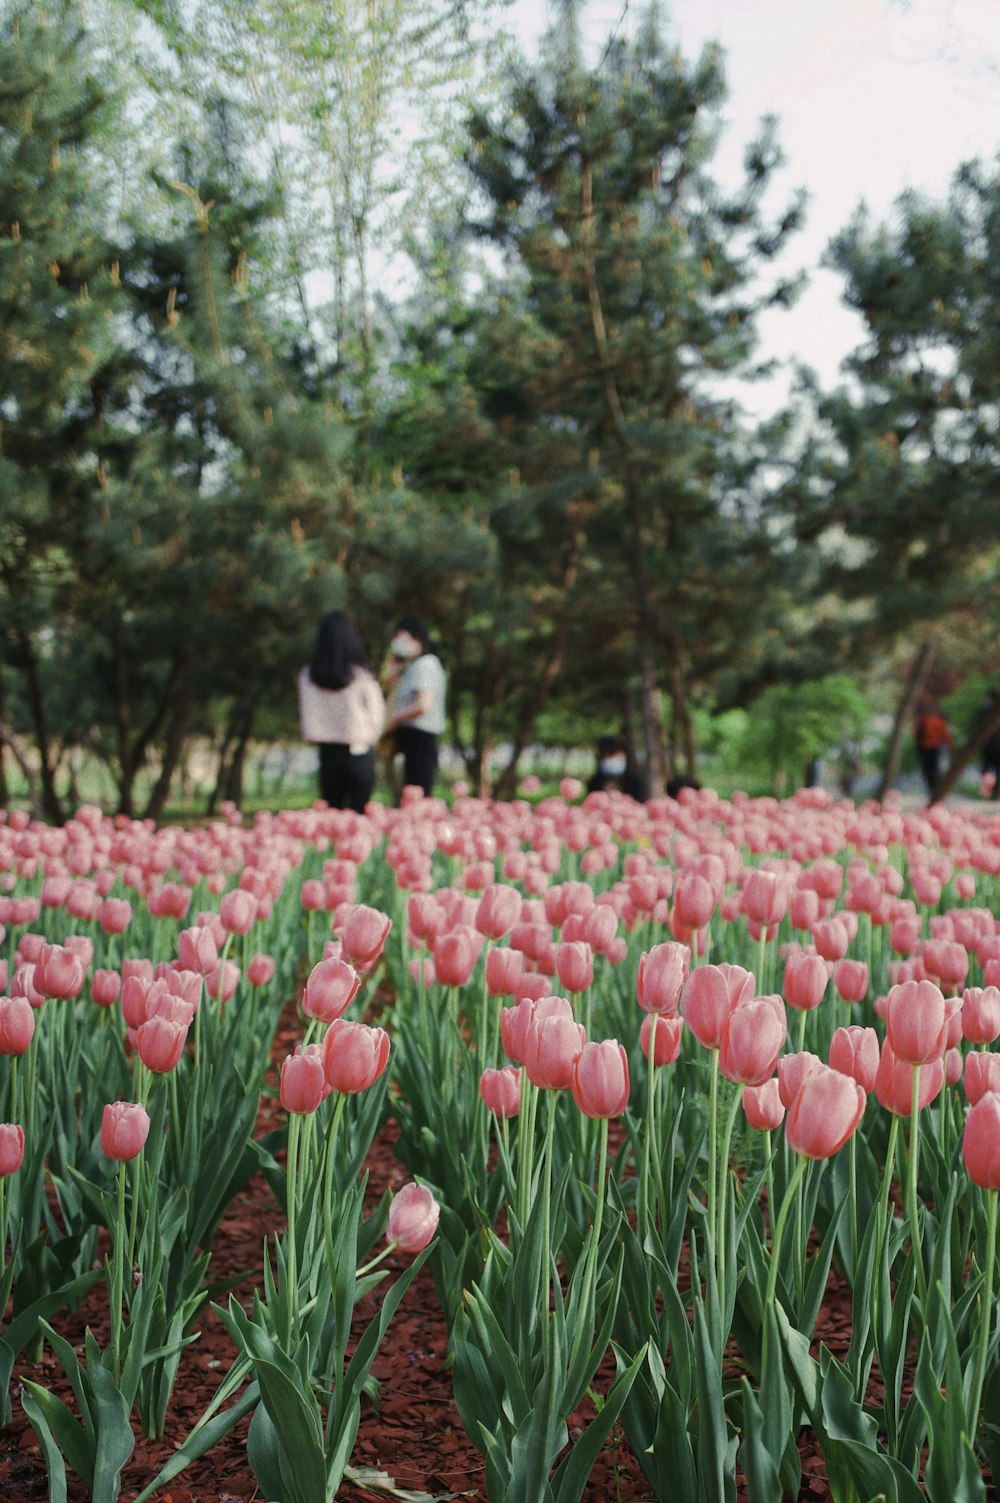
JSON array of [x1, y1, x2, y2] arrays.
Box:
[[387, 691, 431, 730]]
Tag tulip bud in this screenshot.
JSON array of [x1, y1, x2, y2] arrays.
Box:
[[101, 1101, 150, 1161], [387, 1182, 440, 1253]]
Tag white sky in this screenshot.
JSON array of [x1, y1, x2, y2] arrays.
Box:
[[503, 0, 1000, 410]]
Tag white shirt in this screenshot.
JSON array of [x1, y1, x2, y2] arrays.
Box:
[[298, 667, 386, 751], [396, 653, 446, 735]]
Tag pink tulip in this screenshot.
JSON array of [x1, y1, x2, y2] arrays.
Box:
[[246, 953, 276, 988], [580, 903, 619, 955], [136, 1015, 188, 1074], [0, 996, 34, 1055], [205, 960, 240, 1003], [673, 873, 715, 931], [522, 1009, 586, 1090], [220, 888, 257, 936], [833, 959, 869, 1005], [34, 944, 86, 1000], [91, 969, 121, 1008], [177, 926, 219, 976], [340, 905, 392, 971], [640, 1013, 684, 1065], [945, 1047, 964, 1087], [572, 1040, 630, 1118], [778, 1050, 822, 1108], [485, 946, 524, 998], [636, 942, 690, 1015], [828, 1025, 879, 1093], [783, 952, 830, 1012], [0, 1123, 25, 1176], [433, 926, 484, 987], [387, 1182, 440, 1253], [680, 963, 754, 1050], [922, 939, 968, 993], [742, 1079, 785, 1131], [556, 941, 594, 995], [885, 978, 950, 1064], [302, 957, 361, 1023], [719, 995, 787, 1087], [475, 885, 522, 941], [101, 1101, 151, 1161], [964, 1051, 1000, 1105], [874, 1039, 945, 1116], [742, 869, 788, 927], [812, 918, 850, 962], [962, 987, 1000, 1046], [280, 1048, 328, 1114], [963, 1092, 1000, 1190], [300, 880, 326, 912], [890, 916, 922, 955], [479, 1066, 522, 1118], [785, 1062, 866, 1159], [321, 1019, 390, 1094], [789, 888, 820, 932]]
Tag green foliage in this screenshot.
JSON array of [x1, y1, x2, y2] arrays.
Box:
[[733, 674, 871, 793]]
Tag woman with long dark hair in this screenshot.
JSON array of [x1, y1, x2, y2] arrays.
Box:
[[298, 611, 385, 811]]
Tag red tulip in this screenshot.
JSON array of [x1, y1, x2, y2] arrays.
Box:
[[963, 1092, 1000, 1190], [479, 1066, 522, 1118], [387, 1182, 440, 1253], [636, 942, 690, 1015], [321, 1019, 390, 1094], [572, 1040, 630, 1118], [785, 1062, 866, 1159], [101, 1101, 150, 1161], [0, 1123, 24, 1176]]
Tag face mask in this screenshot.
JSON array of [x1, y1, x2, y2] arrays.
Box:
[[391, 634, 419, 659], [600, 755, 627, 777]]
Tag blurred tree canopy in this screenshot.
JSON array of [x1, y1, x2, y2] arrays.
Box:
[[1, 0, 998, 814]]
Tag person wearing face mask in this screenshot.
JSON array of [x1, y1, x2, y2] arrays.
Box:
[[384, 617, 447, 797], [586, 735, 646, 801]]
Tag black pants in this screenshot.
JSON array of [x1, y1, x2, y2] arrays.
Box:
[[318, 744, 375, 812], [397, 726, 438, 797], [918, 745, 945, 795]]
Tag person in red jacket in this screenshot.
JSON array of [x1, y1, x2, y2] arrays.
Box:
[[914, 701, 952, 795]]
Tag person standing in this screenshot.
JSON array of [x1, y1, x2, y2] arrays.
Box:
[[385, 617, 446, 798], [298, 611, 385, 812], [976, 689, 1000, 800], [913, 700, 952, 796]]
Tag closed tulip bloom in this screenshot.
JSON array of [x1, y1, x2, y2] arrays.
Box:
[[34, 944, 86, 1000], [964, 1050, 1000, 1105], [580, 903, 619, 955], [475, 885, 522, 941], [433, 926, 484, 987], [783, 952, 830, 1012], [280, 1047, 328, 1114], [885, 978, 950, 1064], [812, 918, 850, 962], [302, 957, 361, 1023], [556, 941, 594, 995], [778, 1050, 822, 1109], [523, 1010, 586, 1090], [205, 960, 240, 1003], [387, 1182, 440, 1253], [962, 987, 1000, 1046], [680, 963, 754, 1050], [479, 1065, 522, 1118], [640, 1012, 684, 1065], [674, 873, 716, 932], [300, 879, 326, 912], [0, 996, 34, 1055], [136, 1015, 188, 1074], [10, 964, 44, 1010], [101, 1101, 151, 1161], [921, 939, 968, 993], [572, 1040, 630, 1118], [945, 1047, 964, 1087], [828, 1025, 879, 1093], [246, 953, 276, 988], [485, 946, 524, 998], [90, 969, 121, 1008], [321, 1019, 390, 1094], [789, 888, 820, 932], [742, 1079, 786, 1131], [785, 1062, 866, 1159], [98, 898, 133, 935], [177, 926, 218, 976], [833, 959, 869, 1005], [874, 1039, 945, 1116], [890, 916, 922, 955], [742, 869, 788, 927], [636, 942, 690, 1015], [220, 888, 257, 936], [0, 1123, 25, 1176], [340, 905, 392, 972], [719, 994, 787, 1087], [962, 1092, 1000, 1190]]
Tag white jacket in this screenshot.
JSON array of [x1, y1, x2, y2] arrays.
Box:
[[298, 667, 386, 751]]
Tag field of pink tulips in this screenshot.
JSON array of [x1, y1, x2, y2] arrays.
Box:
[[1, 782, 999, 1503]]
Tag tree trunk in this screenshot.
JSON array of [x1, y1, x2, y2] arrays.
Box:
[[113, 620, 134, 817], [14, 628, 63, 823], [144, 669, 194, 822], [666, 643, 697, 779], [0, 722, 41, 818], [877, 638, 937, 801], [929, 701, 1000, 805], [0, 671, 8, 809]]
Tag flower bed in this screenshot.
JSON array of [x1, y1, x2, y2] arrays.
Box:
[[0, 785, 997, 1501]]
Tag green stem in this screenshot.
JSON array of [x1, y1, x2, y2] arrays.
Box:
[[111, 1160, 127, 1381], [765, 1154, 808, 1307], [286, 1112, 302, 1343], [968, 1189, 998, 1443], [641, 1019, 659, 1239], [716, 1086, 744, 1292], [541, 1090, 557, 1360], [707, 1048, 719, 1258], [907, 1067, 928, 1305], [567, 1117, 609, 1378]]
